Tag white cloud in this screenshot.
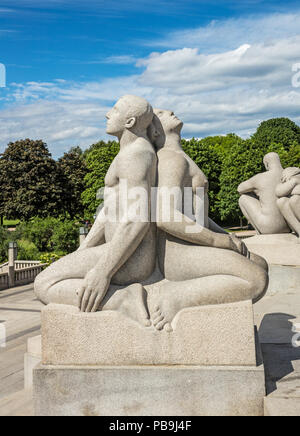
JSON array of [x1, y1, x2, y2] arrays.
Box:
[[0, 11, 300, 157], [150, 12, 300, 52]]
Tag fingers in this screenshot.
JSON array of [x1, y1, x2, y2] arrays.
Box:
[[77, 286, 85, 310], [91, 295, 103, 313], [86, 291, 97, 313], [80, 287, 93, 312]]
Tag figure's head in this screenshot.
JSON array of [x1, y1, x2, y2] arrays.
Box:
[[281, 167, 300, 182], [148, 109, 183, 149], [106, 95, 153, 137], [263, 152, 282, 170]]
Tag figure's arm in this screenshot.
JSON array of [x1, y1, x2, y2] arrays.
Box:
[[157, 160, 243, 252], [276, 179, 298, 198], [208, 218, 228, 234], [78, 150, 154, 312], [78, 207, 106, 250], [238, 175, 259, 195]]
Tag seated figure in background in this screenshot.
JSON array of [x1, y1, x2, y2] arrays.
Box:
[[276, 167, 300, 240], [238, 153, 290, 235]]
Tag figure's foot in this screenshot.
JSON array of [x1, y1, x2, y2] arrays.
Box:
[[150, 288, 185, 333], [103, 283, 151, 328]]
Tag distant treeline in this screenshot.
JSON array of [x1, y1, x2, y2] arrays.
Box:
[[0, 117, 299, 227]]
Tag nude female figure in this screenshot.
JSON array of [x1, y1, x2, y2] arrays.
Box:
[[276, 167, 300, 239], [146, 109, 269, 332]]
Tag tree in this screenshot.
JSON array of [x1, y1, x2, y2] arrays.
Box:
[[217, 139, 266, 225], [0, 139, 63, 221], [58, 147, 87, 219], [81, 141, 120, 217], [182, 137, 223, 221], [252, 118, 300, 150]]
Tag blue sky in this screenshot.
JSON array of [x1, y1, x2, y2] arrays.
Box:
[[0, 0, 300, 157]]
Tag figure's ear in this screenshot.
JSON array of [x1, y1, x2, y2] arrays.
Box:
[[125, 117, 136, 129]]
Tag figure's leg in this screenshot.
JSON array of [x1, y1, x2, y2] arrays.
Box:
[[239, 195, 263, 233], [154, 239, 269, 331], [101, 283, 151, 327], [277, 197, 300, 236], [149, 275, 253, 332], [289, 196, 300, 238], [34, 244, 110, 305]]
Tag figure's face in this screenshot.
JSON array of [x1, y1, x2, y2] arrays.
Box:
[[106, 99, 128, 136], [154, 109, 183, 134]]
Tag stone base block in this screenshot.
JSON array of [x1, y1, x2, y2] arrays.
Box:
[[41, 300, 257, 367], [244, 234, 300, 267], [33, 363, 265, 416]]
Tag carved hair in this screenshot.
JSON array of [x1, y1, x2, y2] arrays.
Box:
[[119, 95, 154, 130]]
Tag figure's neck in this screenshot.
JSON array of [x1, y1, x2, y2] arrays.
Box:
[[162, 132, 182, 151], [118, 129, 147, 149], [269, 163, 283, 171]]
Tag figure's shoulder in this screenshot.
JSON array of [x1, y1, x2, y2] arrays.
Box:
[[158, 149, 188, 168]]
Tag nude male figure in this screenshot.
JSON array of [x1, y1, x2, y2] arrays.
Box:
[[34, 95, 157, 325], [276, 167, 300, 239], [238, 152, 290, 235], [146, 110, 269, 332]]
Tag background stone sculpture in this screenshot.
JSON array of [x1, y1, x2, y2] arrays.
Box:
[[276, 167, 300, 239], [238, 152, 291, 235]]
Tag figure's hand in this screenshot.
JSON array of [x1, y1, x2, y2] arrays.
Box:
[[229, 235, 250, 258], [77, 269, 111, 313]]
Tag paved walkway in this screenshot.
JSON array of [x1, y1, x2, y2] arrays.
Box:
[[0, 285, 42, 405]]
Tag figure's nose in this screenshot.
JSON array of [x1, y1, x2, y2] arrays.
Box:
[[106, 111, 110, 120]]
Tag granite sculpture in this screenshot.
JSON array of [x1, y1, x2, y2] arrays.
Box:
[[34, 96, 269, 332]]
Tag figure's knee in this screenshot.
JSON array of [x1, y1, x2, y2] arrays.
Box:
[[290, 195, 300, 211], [239, 195, 248, 208], [34, 270, 51, 305], [248, 266, 269, 303], [277, 197, 287, 211]]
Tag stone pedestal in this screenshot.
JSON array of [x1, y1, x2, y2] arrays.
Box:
[[34, 363, 265, 417], [244, 234, 300, 295], [33, 301, 266, 416], [244, 234, 300, 267]]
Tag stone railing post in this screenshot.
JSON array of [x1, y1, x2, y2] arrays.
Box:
[[8, 242, 18, 288], [79, 227, 89, 247]]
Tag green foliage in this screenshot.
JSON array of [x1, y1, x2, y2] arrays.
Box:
[[0, 227, 9, 263], [0, 139, 63, 221], [17, 239, 40, 261], [39, 252, 65, 267], [182, 137, 223, 221], [82, 141, 120, 217], [57, 147, 87, 219], [217, 139, 265, 223], [252, 118, 300, 150], [18, 217, 80, 254], [50, 219, 80, 253]]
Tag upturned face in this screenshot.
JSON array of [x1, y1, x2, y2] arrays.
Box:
[[106, 99, 128, 136], [154, 109, 183, 134]]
